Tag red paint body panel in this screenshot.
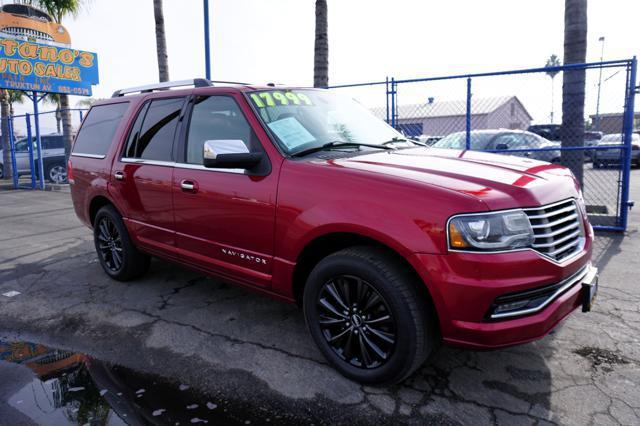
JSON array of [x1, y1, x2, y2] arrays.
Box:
[[70, 86, 595, 350]]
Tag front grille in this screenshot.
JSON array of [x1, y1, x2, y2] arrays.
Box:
[[525, 199, 584, 262], [1, 27, 54, 41]]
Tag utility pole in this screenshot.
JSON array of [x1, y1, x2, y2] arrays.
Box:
[[595, 36, 605, 131], [203, 0, 211, 80]]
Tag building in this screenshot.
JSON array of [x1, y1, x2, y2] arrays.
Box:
[[391, 96, 533, 137], [589, 112, 640, 135]]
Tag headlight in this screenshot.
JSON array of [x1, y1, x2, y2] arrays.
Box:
[[448, 210, 534, 251]]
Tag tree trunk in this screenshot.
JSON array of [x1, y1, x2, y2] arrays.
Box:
[[560, 0, 588, 186], [154, 0, 170, 82], [0, 90, 12, 180], [313, 0, 328, 88], [60, 94, 73, 162], [56, 106, 62, 134]]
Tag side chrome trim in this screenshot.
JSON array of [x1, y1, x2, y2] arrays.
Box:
[[119, 157, 245, 174], [71, 153, 106, 159], [490, 263, 593, 319]]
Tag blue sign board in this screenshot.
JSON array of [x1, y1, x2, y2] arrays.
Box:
[[0, 36, 99, 96]]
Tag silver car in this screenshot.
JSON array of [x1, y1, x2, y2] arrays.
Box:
[[432, 129, 561, 163], [0, 134, 68, 183], [593, 133, 640, 168]]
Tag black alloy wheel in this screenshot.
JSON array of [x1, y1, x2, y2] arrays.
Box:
[[317, 275, 396, 369], [93, 205, 150, 281], [96, 216, 124, 272]]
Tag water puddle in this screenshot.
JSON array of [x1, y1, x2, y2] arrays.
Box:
[[0, 339, 303, 425]]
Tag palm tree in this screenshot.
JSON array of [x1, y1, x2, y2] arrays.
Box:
[[313, 0, 328, 88], [560, 0, 588, 186], [153, 0, 170, 82], [545, 54, 561, 123], [1, 90, 11, 180], [0, 90, 26, 179], [44, 93, 63, 133], [31, 0, 84, 162]]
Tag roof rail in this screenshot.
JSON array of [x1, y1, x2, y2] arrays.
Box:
[[110, 78, 251, 98], [111, 79, 211, 97]]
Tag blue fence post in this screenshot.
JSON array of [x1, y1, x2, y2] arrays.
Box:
[[619, 56, 637, 231], [25, 113, 35, 189], [466, 77, 472, 150], [79, 109, 84, 123], [8, 116, 18, 189], [390, 77, 397, 129], [32, 92, 45, 190], [385, 77, 390, 124], [203, 0, 211, 80]]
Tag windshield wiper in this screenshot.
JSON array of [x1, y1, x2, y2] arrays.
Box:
[[381, 137, 428, 147], [291, 141, 395, 157]]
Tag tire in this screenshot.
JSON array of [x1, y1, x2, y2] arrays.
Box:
[[94, 205, 150, 281], [45, 161, 67, 184], [303, 246, 437, 384]]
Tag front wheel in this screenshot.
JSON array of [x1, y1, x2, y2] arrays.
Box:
[[94, 205, 150, 281], [303, 246, 437, 384]]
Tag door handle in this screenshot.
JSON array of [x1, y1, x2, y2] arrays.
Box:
[[180, 180, 197, 192], [114, 171, 124, 181]]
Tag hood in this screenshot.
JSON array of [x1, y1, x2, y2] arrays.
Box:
[[317, 147, 580, 210]]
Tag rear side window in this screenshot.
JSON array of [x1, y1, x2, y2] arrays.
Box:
[[73, 102, 129, 157], [42, 136, 63, 150], [123, 97, 185, 161]]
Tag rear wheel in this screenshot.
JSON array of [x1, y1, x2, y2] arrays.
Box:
[[303, 246, 437, 384], [46, 161, 67, 184], [94, 205, 150, 281]]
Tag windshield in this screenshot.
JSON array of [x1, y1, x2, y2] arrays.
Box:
[[432, 132, 495, 150], [247, 89, 402, 155]]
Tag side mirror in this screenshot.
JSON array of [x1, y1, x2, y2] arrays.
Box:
[[495, 143, 509, 151], [203, 139, 263, 170]]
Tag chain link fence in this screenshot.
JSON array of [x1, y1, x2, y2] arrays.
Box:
[[330, 59, 638, 231]]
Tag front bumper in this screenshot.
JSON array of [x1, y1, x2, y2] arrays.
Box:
[[409, 240, 595, 349]]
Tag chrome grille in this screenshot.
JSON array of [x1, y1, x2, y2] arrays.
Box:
[[1, 27, 54, 41], [525, 199, 584, 262]]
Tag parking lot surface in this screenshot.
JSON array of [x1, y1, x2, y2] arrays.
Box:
[[1, 171, 640, 425]]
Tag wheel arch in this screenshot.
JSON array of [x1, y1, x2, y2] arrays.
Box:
[[89, 195, 118, 226], [291, 232, 437, 322]]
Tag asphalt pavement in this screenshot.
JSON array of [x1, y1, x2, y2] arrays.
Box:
[[1, 171, 639, 425]]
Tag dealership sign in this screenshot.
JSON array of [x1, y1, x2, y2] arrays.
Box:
[[0, 36, 98, 96]]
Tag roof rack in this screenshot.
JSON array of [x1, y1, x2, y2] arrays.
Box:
[[111, 78, 251, 98]]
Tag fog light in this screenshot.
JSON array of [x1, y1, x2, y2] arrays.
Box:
[[493, 300, 530, 314]]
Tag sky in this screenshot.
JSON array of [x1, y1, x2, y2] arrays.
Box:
[[5, 0, 640, 133]]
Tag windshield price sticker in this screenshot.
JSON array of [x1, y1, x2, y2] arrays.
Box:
[[250, 91, 313, 108]]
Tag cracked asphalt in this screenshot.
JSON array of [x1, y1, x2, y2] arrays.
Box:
[[1, 171, 640, 425]]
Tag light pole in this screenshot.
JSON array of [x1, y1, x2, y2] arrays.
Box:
[[595, 36, 605, 131], [203, 0, 211, 80]]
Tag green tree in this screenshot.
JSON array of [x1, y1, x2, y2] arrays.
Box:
[[154, 0, 170, 82], [313, 0, 328, 88], [545, 54, 561, 124], [560, 0, 588, 186], [43, 93, 63, 133], [31, 0, 84, 162]]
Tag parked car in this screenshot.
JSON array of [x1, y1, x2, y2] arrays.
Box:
[[528, 125, 603, 162], [69, 80, 597, 384], [432, 129, 561, 162], [593, 133, 640, 168], [527, 124, 560, 141], [0, 134, 68, 183], [416, 134, 443, 146]]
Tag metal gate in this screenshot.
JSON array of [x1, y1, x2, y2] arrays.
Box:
[[330, 58, 638, 232]]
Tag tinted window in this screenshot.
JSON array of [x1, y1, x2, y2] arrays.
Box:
[[42, 136, 63, 150], [185, 96, 258, 164], [73, 102, 129, 156], [125, 98, 184, 161]]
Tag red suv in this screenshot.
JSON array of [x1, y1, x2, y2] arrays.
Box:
[[69, 80, 598, 384]]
